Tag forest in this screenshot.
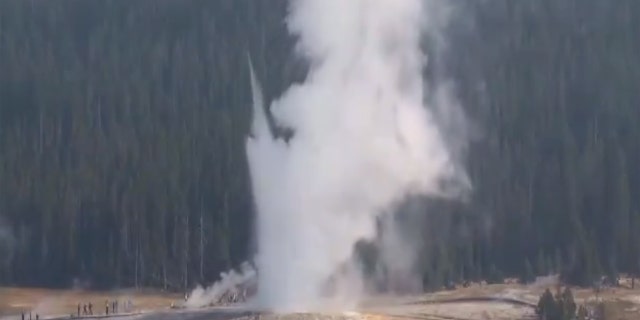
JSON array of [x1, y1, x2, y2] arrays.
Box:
[[0, 0, 638, 291]]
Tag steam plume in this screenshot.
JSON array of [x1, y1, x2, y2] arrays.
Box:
[[247, 0, 466, 312], [184, 262, 256, 308]]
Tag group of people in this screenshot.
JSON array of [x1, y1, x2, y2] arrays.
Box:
[[76, 299, 133, 317], [20, 313, 39, 320], [78, 302, 93, 316]]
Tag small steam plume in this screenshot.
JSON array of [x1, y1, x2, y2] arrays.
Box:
[[246, 0, 467, 312], [184, 262, 256, 308]]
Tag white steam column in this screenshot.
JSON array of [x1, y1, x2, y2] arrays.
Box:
[[247, 0, 463, 312]]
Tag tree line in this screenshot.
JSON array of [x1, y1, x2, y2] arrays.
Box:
[[0, 0, 638, 291]]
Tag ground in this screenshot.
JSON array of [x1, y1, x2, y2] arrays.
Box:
[[2, 281, 640, 320], [0, 287, 180, 318]]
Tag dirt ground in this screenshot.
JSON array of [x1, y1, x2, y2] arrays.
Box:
[[2, 280, 640, 320], [0, 287, 180, 318]]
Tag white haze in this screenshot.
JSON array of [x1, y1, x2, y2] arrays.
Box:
[[246, 0, 467, 312]]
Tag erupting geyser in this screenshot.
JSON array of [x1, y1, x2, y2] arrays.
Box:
[[247, 0, 466, 312]]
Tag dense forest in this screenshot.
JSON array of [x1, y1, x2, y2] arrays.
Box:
[[0, 1, 638, 291]]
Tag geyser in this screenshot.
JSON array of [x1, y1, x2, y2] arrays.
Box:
[[247, 0, 465, 312]]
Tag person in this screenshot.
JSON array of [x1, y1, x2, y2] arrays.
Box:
[[88, 302, 93, 315], [105, 300, 109, 315], [77, 304, 81, 317], [83, 304, 87, 315]]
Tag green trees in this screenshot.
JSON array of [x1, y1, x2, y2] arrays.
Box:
[[448, 0, 640, 287], [0, 0, 638, 290], [0, 0, 264, 289]]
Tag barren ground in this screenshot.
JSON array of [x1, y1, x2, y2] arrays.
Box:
[[2, 282, 640, 320], [0, 287, 180, 318]]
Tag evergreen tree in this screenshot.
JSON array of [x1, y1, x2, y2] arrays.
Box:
[[560, 288, 576, 320], [536, 289, 557, 320], [537, 250, 547, 276], [523, 258, 535, 284]]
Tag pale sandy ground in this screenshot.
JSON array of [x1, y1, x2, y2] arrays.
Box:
[[363, 298, 534, 320], [2, 282, 640, 320], [0, 288, 180, 318], [429, 282, 640, 320]]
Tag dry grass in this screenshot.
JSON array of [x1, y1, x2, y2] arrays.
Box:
[[418, 279, 640, 303], [0, 287, 181, 317]]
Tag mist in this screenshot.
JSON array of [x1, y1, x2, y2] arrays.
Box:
[[247, 0, 468, 312]]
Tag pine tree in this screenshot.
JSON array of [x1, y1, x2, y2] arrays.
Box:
[[560, 287, 576, 320], [523, 258, 535, 284], [487, 264, 502, 284], [537, 250, 547, 276], [536, 289, 557, 320], [554, 249, 563, 275]]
